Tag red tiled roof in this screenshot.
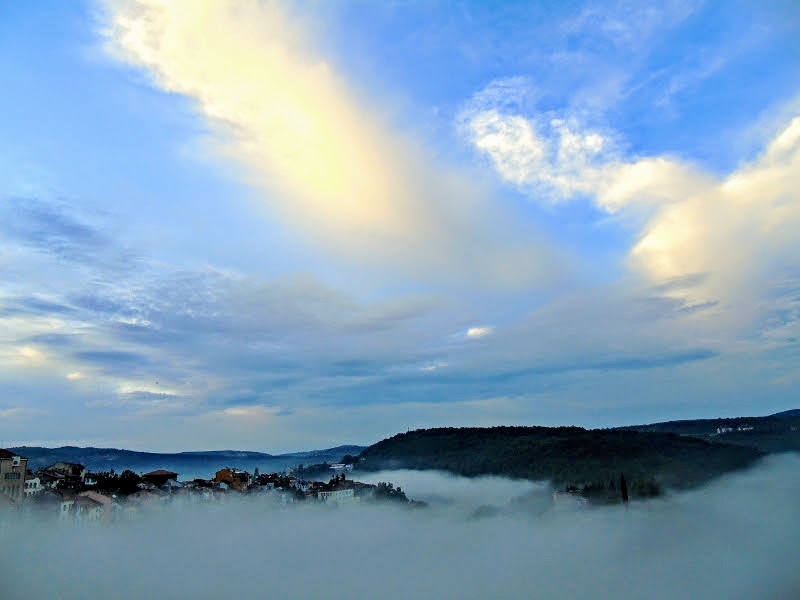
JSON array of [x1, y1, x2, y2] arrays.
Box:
[[143, 470, 178, 477], [0, 449, 18, 459]]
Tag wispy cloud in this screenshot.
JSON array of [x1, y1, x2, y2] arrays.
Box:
[[99, 0, 559, 288], [462, 80, 800, 307], [0, 406, 46, 419], [561, 1, 697, 51], [0, 197, 135, 270]]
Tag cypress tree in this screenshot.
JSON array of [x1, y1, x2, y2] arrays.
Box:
[[620, 474, 629, 503]]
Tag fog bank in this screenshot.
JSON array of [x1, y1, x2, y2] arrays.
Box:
[[2, 455, 799, 599], [354, 468, 544, 513]]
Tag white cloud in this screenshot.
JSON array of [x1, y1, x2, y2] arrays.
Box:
[[18, 346, 43, 361], [467, 110, 546, 186], [625, 117, 800, 300], [463, 81, 800, 308], [461, 102, 611, 203], [466, 326, 494, 339], [420, 362, 448, 372], [218, 406, 278, 420]]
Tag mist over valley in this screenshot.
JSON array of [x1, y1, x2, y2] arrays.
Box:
[[3, 456, 799, 600]]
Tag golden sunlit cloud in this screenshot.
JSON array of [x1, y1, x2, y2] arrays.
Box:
[[626, 116, 800, 299], [101, 0, 557, 288], [19, 346, 43, 361], [11, 345, 50, 369]]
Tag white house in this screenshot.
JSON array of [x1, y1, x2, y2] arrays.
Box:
[[24, 475, 42, 497], [329, 463, 354, 472], [317, 488, 357, 505]]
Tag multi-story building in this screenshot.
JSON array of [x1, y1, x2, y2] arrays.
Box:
[[0, 449, 28, 502], [40, 462, 85, 488], [24, 474, 42, 497]]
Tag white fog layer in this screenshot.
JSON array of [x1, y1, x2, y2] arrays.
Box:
[[355, 469, 544, 513], [2, 456, 799, 599]]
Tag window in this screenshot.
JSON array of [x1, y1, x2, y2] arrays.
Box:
[[4, 472, 21, 480]]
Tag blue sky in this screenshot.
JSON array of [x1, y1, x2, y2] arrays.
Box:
[[1, 0, 799, 452]]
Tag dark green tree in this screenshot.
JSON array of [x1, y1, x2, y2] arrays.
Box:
[[119, 470, 142, 495]]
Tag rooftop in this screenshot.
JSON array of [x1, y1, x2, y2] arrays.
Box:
[[74, 496, 102, 508], [79, 490, 114, 505]]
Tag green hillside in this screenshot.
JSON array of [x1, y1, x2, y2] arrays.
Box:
[[356, 426, 764, 496]]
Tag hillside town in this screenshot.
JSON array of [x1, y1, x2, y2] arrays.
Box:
[[0, 448, 417, 526]]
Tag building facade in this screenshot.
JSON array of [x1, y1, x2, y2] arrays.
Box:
[[24, 474, 42, 497], [317, 488, 357, 505], [0, 449, 28, 502]]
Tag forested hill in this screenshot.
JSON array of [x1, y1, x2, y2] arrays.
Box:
[[617, 409, 800, 453], [355, 426, 763, 492]]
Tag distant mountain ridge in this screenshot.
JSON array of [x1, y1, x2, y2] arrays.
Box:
[[9, 444, 365, 478]]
